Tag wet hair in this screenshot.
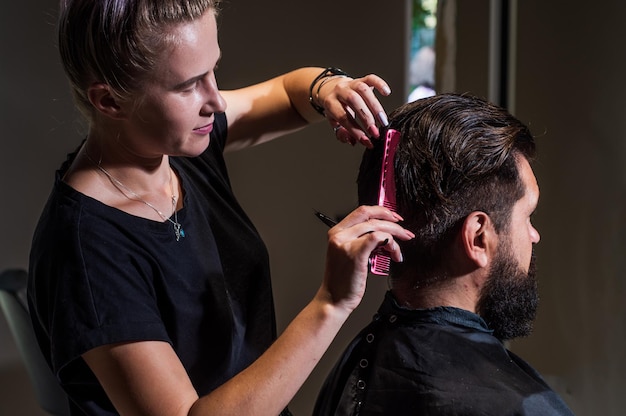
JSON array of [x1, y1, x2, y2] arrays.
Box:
[[57, 0, 220, 120], [358, 93, 536, 280]]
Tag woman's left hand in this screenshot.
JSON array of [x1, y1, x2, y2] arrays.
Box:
[[317, 74, 391, 148]]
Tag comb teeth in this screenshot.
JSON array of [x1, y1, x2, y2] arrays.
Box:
[[370, 251, 391, 275], [382, 200, 397, 211]]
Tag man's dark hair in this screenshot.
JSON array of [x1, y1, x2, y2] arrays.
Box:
[[358, 93, 536, 282]]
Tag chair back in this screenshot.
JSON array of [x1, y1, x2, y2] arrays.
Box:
[[0, 268, 71, 416]]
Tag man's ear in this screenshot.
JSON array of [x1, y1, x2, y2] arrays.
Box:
[[87, 83, 126, 119], [461, 211, 497, 268]]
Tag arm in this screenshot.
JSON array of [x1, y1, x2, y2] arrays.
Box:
[[83, 205, 414, 416], [223, 67, 392, 152]]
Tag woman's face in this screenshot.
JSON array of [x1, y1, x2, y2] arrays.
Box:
[[123, 10, 226, 158]]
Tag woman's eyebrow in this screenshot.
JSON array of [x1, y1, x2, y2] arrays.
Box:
[[172, 72, 209, 90], [172, 52, 222, 90]]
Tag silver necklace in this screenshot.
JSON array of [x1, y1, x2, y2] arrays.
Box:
[[85, 152, 185, 241]]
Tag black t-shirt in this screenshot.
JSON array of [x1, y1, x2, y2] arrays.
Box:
[[28, 113, 277, 415], [314, 291, 574, 416]]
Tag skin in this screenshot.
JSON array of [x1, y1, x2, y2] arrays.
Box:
[[504, 157, 541, 274], [65, 10, 392, 221], [63, 9, 411, 416], [393, 155, 540, 313]]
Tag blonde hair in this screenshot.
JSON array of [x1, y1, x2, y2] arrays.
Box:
[[58, 0, 221, 120]]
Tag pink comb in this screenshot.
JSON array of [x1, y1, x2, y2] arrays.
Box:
[[370, 128, 400, 276]]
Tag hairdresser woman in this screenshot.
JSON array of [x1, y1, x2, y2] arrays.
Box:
[[27, 0, 414, 415]]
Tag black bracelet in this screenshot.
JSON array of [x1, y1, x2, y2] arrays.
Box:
[[308, 67, 351, 116]]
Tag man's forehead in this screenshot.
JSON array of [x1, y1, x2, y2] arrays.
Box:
[[518, 157, 540, 206]]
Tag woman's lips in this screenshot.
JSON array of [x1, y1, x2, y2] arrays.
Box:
[[193, 123, 213, 135]]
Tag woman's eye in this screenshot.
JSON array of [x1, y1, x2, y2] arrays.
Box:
[[183, 83, 197, 93]]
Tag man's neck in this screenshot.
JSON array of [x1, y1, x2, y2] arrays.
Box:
[[390, 275, 479, 313]]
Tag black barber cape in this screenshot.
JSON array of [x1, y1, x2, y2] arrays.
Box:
[[314, 291, 574, 415]]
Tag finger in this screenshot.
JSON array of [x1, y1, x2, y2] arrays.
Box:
[[328, 119, 357, 146], [360, 73, 393, 98], [329, 215, 414, 254], [337, 230, 403, 267], [345, 77, 390, 133], [333, 205, 404, 230], [330, 121, 345, 142], [335, 107, 373, 148], [375, 235, 404, 263], [339, 105, 378, 146], [346, 221, 414, 245], [343, 94, 378, 135], [325, 91, 378, 147], [322, 75, 390, 141]]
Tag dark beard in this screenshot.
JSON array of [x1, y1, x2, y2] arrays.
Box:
[[476, 246, 539, 341]]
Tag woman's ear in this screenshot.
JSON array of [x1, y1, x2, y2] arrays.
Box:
[[87, 83, 126, 119], [461, 211, 497, 268]]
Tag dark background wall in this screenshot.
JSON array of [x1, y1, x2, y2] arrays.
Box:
[[510, 2, 626, 414], [1, 1, 624, 414]]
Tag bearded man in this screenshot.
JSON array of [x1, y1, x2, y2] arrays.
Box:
[[314, 94, 574, 415]]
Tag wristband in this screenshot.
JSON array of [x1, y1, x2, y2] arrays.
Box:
[[308, 67, 351, 116]]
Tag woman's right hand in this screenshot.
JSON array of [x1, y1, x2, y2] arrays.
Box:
[[318, 205, 415, 313]]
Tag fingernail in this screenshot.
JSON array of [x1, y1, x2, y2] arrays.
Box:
[[382, 85, 392, 95], [378, 111, 389, 127]]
